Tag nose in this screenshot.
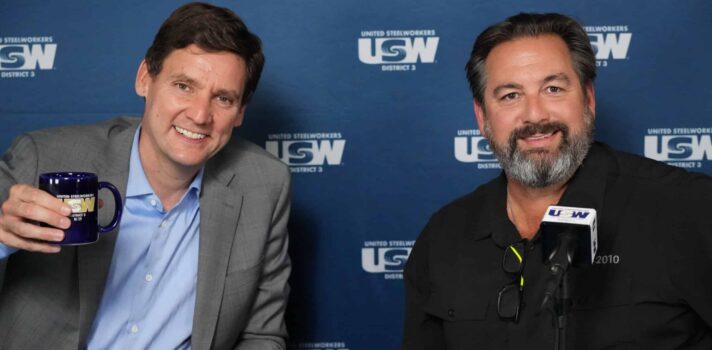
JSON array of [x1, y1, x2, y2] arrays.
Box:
[[522, 95, 549, 124], [187, 95, 213, 125]]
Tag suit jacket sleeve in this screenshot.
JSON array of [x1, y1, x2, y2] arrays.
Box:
[[0, 134, 41, 263], [236, 169, 291, 350], [0, 134, 40, 203], [401, 214, 445, 349], [0, 134, 41, 338]]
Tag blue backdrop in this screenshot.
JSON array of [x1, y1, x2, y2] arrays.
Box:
[[1, 1, 711, 349]]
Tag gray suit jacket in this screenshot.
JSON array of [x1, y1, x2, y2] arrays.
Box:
[[0, 117, 291, 350]]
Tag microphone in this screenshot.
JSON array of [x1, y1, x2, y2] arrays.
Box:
[[539, 205, 598, 311]]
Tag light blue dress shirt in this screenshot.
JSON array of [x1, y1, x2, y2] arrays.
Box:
[[0, 126, 204, 349], [84, 127, 203, 349], [0, 240, 16, 258]]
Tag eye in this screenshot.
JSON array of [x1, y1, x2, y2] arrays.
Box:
[[216, 95, 235, 106], [175, 82, 191, 92], [546, 86, 563, 94], [500, 92, 519, 101]]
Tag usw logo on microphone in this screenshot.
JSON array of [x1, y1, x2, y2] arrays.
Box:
[[358, 29, 438, 72], [0, 36, 57, 78], [584, 25, 631, 68], [266, 132, 345, 174], [548, 208, 591, 219], [543, 206, 597, 226], [644, 127, 712, 169], [362, 240, 414, 280]]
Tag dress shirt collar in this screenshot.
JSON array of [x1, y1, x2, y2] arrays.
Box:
[[125, 126, 204, 198]]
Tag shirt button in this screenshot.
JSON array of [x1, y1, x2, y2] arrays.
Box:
[[145, 273, 153, 282], [149, 199, 157, 207], [130, 324, 139, 333], [160, 220, 168, 228], [447, 308, 455, 317]]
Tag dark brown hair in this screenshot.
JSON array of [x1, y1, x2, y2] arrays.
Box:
[[144, 2, 265, 104], [465, 13, 596, 107]]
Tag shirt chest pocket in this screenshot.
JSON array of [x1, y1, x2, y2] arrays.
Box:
[[423, 261, 501, 324], [421, 275, 497, 349], [569, 268, 633, 349], [422, 287, 490, 322], [422, 261, 493, 322]]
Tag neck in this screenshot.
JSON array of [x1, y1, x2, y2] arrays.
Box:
[[138, 141, 199, 212], [506, 178, 568, 240]]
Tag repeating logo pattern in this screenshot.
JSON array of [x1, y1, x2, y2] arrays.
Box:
[[453, 129, 501, 169], [291, 342, 349, 350], [644, 127, 712, 169], [358, 29, 438, 72], [584, 25, 632, 67], [0, 36, 57, 78], [266, 132, 346, 173], [361, 240, 414, 280]]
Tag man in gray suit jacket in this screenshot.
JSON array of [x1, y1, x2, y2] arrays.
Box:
[[0, 3, 290, 349]]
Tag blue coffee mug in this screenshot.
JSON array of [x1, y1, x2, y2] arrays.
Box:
[[39, 172, 123, 245]]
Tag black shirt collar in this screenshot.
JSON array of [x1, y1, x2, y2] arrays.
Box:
[[480, 142, 616, 248]]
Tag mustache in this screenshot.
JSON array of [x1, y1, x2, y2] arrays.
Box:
[[511, 121, 569, 139], [507, 121, 570, 152]]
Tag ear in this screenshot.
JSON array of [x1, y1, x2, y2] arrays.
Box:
[[585, 83, 596, 117], [135, 60, 151, 97], [233, 104, 247, 127], [474, 100, 487, 135]]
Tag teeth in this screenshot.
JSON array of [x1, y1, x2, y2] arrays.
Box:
[[526, 132, 554, 140], [174, 126, 206, 140]]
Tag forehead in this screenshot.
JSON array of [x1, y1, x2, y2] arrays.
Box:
[[484, 35, 578, 88], [159, 45, 247, 90]]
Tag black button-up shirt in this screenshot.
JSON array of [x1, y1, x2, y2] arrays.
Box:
[[402, 142, 712, 349]]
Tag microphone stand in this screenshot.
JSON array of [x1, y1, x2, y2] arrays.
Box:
[[555, 273, 572, 350], [541, 233, 576, 350]]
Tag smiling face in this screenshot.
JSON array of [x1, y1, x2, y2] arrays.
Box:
[[135, 44, 248, 175], [474, 35, 596, 188]]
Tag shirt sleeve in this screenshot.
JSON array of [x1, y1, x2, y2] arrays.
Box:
[[401, 214, 446, 350], [664, 175, 712, 328], [0, 244, 18, 260]]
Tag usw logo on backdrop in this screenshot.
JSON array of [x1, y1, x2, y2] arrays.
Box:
[[453, 129, 501, 170], [644, 127, 712, 169], [584, 25, 631, 68], [290, 341, 349, 350], [266, 132, 345, 174], [358, 29, 439, 72], [361, 240, 414, 280], [0, 36, 57, 78]]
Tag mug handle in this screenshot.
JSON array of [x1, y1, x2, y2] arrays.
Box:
[[98, 182, 123, 233]]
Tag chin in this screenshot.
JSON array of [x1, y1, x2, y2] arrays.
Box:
[[170, 155, 209, 169]]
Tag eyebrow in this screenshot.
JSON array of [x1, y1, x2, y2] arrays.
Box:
[[543, 73, 571, 85], [492, 83, 523, 97], [171, 73, 203, 90], [171, 73, 241, 101]]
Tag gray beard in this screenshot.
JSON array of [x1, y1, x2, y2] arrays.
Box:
[[484, 110, 594, 188]]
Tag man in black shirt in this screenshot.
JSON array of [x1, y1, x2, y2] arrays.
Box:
[[402, 13, 712, 349]]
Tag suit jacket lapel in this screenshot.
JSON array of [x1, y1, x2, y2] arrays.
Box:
[[192, 162, 243, 350], [68, 117, 243, 347], [77, 119, 136, 343]]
